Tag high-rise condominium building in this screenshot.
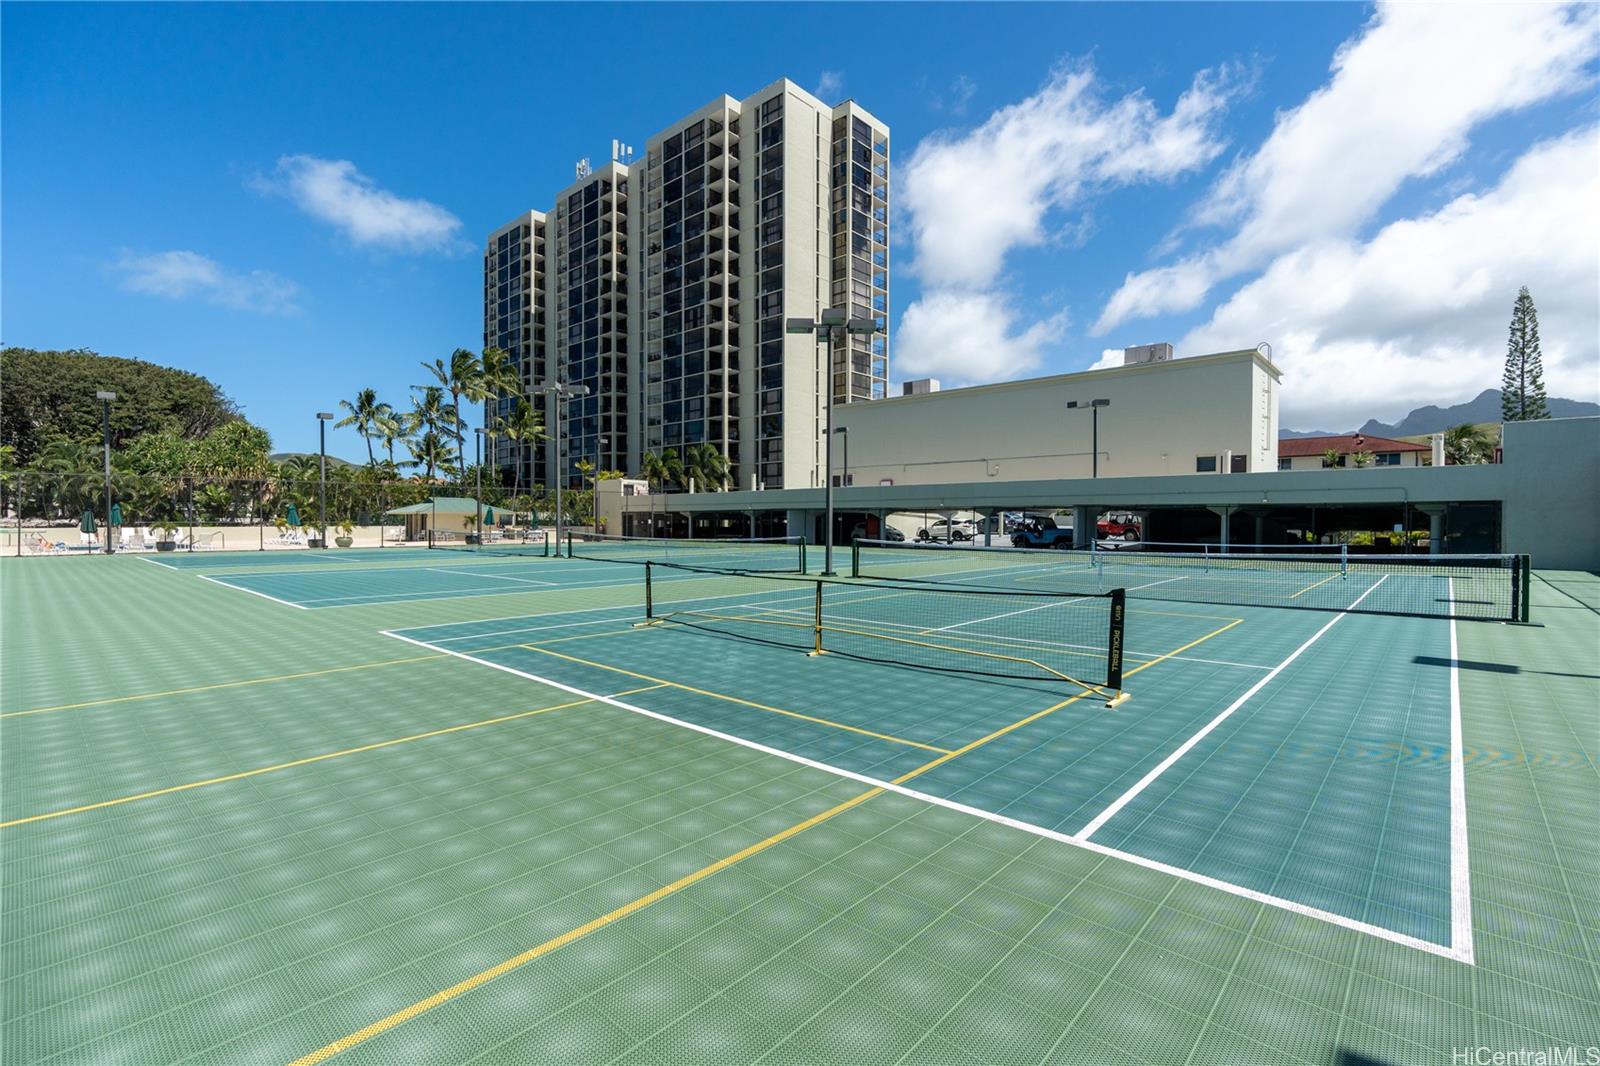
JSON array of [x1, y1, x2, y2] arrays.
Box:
[[483, 211, 548, 489], [485, 78, 889, 491]]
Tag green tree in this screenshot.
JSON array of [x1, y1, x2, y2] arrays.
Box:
[[0, 347, 244, 466], [405, 429, 458, 481], [684, 443, 730, 491], [374, 402, 406, 468], [1350, 451, 1375, 468], [419, 349, 481, 478], [499, 398, 545, 499], [1320, 448, 1343, 469], [1501, 287, 1549, 421], [335, 388, 385, 468], [1443, 423, 1493, 465]]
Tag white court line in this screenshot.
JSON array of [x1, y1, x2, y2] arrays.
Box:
[[422, 567, 556, 588], [1074, 576, 1390, 842], [382, 610, 1463, 962], [1448, 581, 1475, 964], [195, 573, 310, 610]]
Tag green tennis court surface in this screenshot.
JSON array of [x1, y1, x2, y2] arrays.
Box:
[[3, 549, 1595, 1065]]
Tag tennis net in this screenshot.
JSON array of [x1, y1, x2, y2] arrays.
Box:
[[851, 539, 1530, 622], [569, 532, 807, 573], [641, 561, 1127, 703], [430, 531, 551, 557]]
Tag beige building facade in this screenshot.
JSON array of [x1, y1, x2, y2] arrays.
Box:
[[830, 349, 1282, 487]]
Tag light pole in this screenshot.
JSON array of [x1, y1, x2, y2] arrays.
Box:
[[833, 426, 849, 488], [787, 310, 876, 575], [96, 391, 116, 554], [1067, 399, 1111, 478], [316, 412, 334, 548], [474, 427, 487, 543], [541, 382, 590, 555]]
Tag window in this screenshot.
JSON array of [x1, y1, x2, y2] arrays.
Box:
[[1230, 454, 1247, 474], [1278, 458, 1292, 471], [1321, 454, 1346, 468], [1376, 453, 1401, 466], [1195, 456, 1217, 473]]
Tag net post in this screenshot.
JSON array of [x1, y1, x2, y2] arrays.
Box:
[[1516, 554, 1531, 623], [850, 537, 860, 577], [798, 535, 808, 574], [1104, 587, 1129, 708], [644, 561, 654, 620], [807, 580, 826, 656]]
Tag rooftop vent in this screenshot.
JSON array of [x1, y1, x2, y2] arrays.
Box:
[[1123, 343, 1174, 365]]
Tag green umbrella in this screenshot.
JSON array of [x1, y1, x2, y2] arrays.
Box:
[[80, 509, 96, 534], [286, 503, 301, 526], [110, 503, 124, 526], [483, 506, 495, 525]]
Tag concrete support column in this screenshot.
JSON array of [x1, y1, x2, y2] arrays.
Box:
[[1254, 512, 1265, 547], [786, 508, 810, 546], [1416, 505, 1447, 556], [1072, 505, 1094, 550], [1207, 505, 1234, 550]]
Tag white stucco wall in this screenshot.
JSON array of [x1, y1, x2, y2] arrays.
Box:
[[832, 350, 1281, 486]]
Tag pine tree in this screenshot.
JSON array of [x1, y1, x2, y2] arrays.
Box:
[[1501, 287, 1550, 421]]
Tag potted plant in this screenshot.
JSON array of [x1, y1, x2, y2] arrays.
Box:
[[463, 514, 480, 545], [334, 520, 355, 549], [152, 521, 180, 552]]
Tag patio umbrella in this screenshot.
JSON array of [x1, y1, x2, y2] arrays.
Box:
[[80, 509, 96, 534], [110, 503, 123, 526], [483, 506, 495, 525], [285, 502, 301, 527]]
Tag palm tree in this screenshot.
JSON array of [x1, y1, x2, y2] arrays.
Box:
[[408, 387, 455, 442], [684, 444, 730, 492], [420, 349, 481, 479], [373, 402, 404, 469], [1443, 423, 1493, 466], [405, 429, 458, 481], [499, 398, 545, 501], [335, 388, 384, 468], [659, 448, 685, 492]]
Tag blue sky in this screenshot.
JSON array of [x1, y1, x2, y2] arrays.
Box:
[[4, 3, 1596, 458]]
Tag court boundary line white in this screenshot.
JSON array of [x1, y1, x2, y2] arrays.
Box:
[[381, 602, 1465, 963], [1448, 582, 1475, 963], [1073, 576, 1390, 841], [195, 573, 310, 610]]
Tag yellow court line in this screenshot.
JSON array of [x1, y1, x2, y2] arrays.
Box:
[[0, 686, 664, 830], [516, 644, 951, 754], [289, 615, 1242, 1063], [0, 654, 446, 719], [288, 785, 886, 1065], [1289, 571, 1344, 599]]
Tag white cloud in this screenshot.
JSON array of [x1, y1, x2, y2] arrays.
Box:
[[1181, 127, 1600, 429], [896, 290, 1069, 386], [896, 59, 1240, 385], [111, 250, 301, 314], [255, 155, 465, 253], [903, 61, 1240, 291], [815, 71, 844, 101], [1096, 1, 1600, 334]]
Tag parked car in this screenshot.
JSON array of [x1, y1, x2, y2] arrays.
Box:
[[1097, 513, 1141, 541], [1011, 516, 1075, 549], [850, 523, 905, 543], [917, 518, 974, 542]]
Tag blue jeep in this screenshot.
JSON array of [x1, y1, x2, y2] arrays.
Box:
[[1010, 515, 1075, 549]]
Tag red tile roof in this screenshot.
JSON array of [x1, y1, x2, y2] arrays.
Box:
[[1278, 433, 1430, 457]]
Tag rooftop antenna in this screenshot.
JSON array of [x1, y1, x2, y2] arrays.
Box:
[[576, 158, 592, 180], [611, 139, 634, 164]]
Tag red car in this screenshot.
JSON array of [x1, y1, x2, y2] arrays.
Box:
[[1097, 514, 1141, 540]]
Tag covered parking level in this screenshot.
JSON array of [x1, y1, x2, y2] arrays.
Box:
[[599, 417, 1598, 570]]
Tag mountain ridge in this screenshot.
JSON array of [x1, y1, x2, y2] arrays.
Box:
[[1280, 389, 1599, 439]]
